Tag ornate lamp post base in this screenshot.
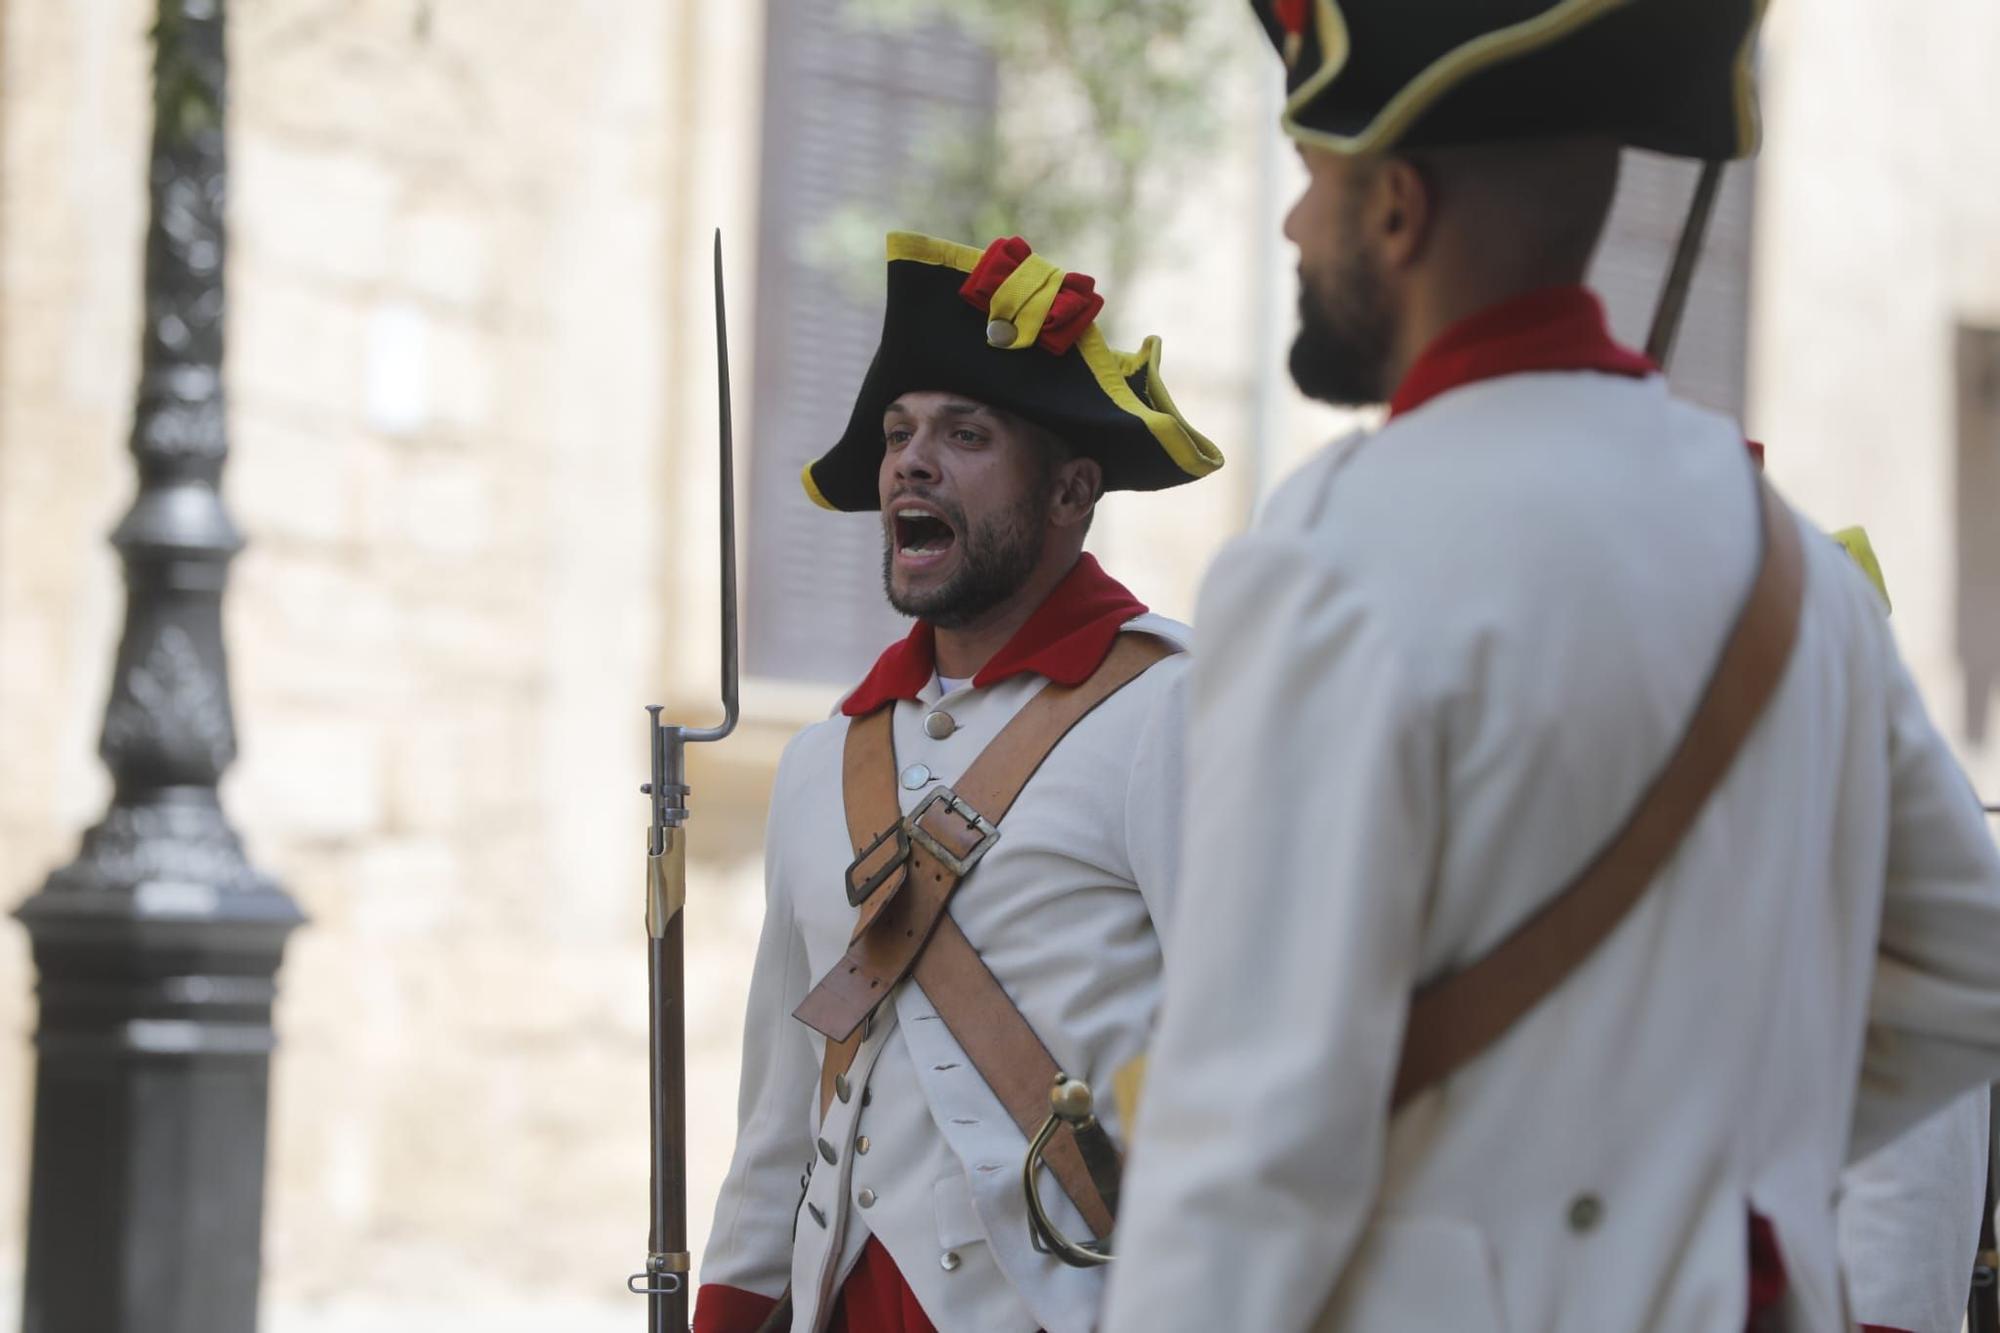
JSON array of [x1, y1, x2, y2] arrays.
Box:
[[18, 854, 301, 1333]]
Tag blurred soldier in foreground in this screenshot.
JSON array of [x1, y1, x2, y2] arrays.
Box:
[[1104, 3, 2000, 1331], [693, 232, 1221, 1332], [1796, 470, 1992, 1332]]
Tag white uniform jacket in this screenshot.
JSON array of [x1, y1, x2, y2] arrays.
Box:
[[1839, 1087, 1990, 1332], [1102, 372, 2000, 1333], [703, 612, 1190, 1333]]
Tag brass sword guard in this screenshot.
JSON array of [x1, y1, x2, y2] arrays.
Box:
[[1023, 1072, 1114, 1268]]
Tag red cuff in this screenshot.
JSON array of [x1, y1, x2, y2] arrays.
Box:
[[693, 1283, 780, 1333], [1857, 1326, 1915, 1333]]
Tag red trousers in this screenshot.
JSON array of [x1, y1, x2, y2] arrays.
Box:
[[828, 1237, 937, 1332]]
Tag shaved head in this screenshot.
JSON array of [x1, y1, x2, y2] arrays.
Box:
[[1409, 136, 1623, 291]]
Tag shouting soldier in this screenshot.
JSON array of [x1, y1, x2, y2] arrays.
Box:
[[692, 231, 1221, 1333]]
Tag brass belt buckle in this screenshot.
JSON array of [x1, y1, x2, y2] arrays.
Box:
[[907, 786, 999, 877], [844, 823, 912, 907]]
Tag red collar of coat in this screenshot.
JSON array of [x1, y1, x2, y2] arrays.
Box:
[[1388, 285, 1657, 418], [840, 553, 1148, 717]]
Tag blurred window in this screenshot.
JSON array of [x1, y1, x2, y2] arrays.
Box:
[[746, 0, 998, 686]]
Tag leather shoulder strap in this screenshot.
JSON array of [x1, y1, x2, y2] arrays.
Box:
[[809, 630, 1178, 1238], [913, 915, 1122, 1239], [1391, 478, 1805, 1109], [813, 710, 898, 1121], [796, 632, 1176, 1044]]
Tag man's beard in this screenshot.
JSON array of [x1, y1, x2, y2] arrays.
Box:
[[1289, 239, 1394, 408], [882, 489, 1046, 630]]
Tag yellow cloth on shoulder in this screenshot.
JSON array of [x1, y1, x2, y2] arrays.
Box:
[[1113, 1055, 1149, 1144], [1833, 526, 1890, 612]]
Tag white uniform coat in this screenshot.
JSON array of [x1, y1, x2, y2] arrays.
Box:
[[702, 614, 1189, 1333], [1101, 372, 2000, 1333]]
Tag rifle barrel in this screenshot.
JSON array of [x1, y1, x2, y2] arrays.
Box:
[[1646, 159, 1726, 370]]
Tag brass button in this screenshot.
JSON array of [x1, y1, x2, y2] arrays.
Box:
[[923, 709, 956, 739], [858, 1188, 877, 1209], [899, 763, 932, 791], [834, 1074, 852, 1104], [862, 1087, 873, 1107], [816, 1138, 837, 1166], [985, 317, 1017, 347], [856, 1136, 871, 1155], [1568, 1193, 1603, 1232], [940, 1250, 961, 1272]]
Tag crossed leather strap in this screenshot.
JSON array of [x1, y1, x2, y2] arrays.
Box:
[[792, 632, 1176, 1242]]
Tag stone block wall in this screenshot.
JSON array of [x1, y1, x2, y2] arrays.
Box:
[[0, 0, 768, 1323]]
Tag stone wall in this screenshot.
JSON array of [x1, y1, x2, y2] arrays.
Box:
[[0, 0, 771, 1324], [0, 0, 153, 1309]]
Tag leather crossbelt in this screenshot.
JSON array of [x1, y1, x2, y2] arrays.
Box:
[[795, 632, 1176, 1240], [1391, 477, 1806, 1109]]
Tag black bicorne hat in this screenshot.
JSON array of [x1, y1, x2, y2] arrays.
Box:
[[1249, 0, 1766, 160], [803, 232, 1222, 513]]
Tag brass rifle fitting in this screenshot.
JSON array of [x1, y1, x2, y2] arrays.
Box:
[[647, 826, 688, 938]]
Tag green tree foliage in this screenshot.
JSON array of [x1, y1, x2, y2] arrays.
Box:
[[813, 0, 1237, 304]]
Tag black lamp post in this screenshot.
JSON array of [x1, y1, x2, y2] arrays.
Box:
[[15, 3, 304, 1330]]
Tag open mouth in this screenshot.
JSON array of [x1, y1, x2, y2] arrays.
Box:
[[893, 506, 958, 561]]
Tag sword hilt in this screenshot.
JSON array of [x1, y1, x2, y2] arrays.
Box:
[[1023, 1074, 1115, 1268]]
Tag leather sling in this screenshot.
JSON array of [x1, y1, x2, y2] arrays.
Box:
[[1390, 478, 1806, 1110], [799, 632, 1175, 1240]]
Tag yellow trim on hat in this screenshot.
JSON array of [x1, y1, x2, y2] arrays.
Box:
[[1282, 0, 1625, 156], [1281, 0, 1354, 139], [1731, 0, 1769, 156], [989, 253, 1067, 350], [801, 460, 837, 512], [1075, 327, 1223, 481], [846, 230, 1222, 489], [885, 230, 982, 269]]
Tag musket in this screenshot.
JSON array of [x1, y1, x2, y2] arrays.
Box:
[[628, 230, 741, 1333], [1645, 158, 1726, 368]]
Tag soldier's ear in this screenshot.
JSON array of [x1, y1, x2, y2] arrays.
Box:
[[1375, 156, 1433, 269], [1051, 456, 1104, 530]]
